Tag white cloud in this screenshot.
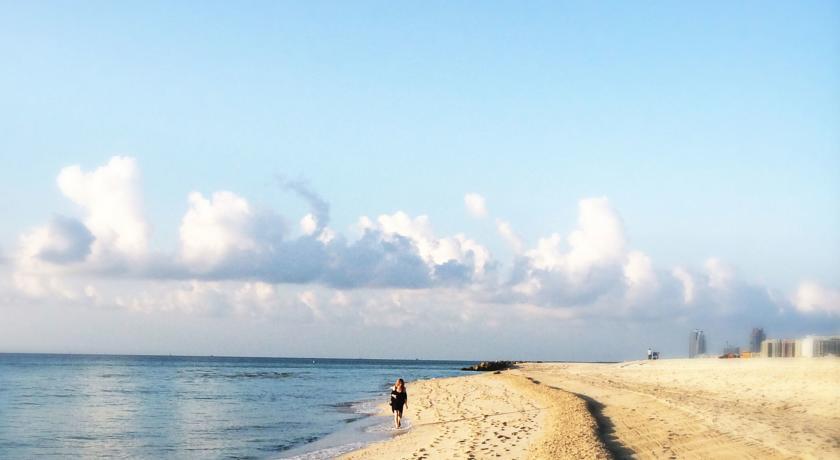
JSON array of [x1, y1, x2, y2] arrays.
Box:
[[300, 213, 318, 235], [704, 257, 735, 290], [317, 227, 336, 245], [18, 216, 94, 265], [623, 250, 658, 300], [496, 219, 523, 253], [793, 281, 840, 315], [527, 233, 564, 271], [56, 156, 150, 259], [7, 156, 831, 340], [464, 193, 487, 218], [525, 197, 625, 277], [364, 210, 491, 278], [500, 197, 650, 314], [178, 191, 284, 269], [671, 267, 695, 304], [564, 197, 626, 274], [298, 290, 324, 319], [12, 272, 79, 300]]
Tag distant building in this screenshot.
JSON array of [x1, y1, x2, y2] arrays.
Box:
[[760, 336, 840, 357], [749, 328, 765, 353], [761, 338, 797, 357], [761, 339, 780, 357], [723, 344, 740, 356], [800, 336, 840, 357], [689, 329, 706, 358], [761, 339, 801, 358]]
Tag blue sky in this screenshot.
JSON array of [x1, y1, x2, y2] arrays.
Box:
[[1, 1, 838, 359]]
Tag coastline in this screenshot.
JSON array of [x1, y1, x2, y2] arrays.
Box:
[[340, 371, 609, 459], [0, 354, 472, 459], [339, 358, 840, 459]]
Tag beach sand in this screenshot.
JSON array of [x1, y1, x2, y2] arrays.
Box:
[[341, 372, 609, 460], [341, 357, 840, 459]]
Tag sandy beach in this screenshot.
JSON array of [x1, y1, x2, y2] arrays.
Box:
[[342, 358, 840, 459]]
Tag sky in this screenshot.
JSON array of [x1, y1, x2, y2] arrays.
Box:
[[1, 1, 838, 361]]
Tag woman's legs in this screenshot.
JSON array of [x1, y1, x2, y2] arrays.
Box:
[[393, 409, 402, 428]]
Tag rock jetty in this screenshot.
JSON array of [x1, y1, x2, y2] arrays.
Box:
[[461, 361, 515, 372]]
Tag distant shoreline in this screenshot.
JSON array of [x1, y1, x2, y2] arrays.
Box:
[[0, 351, 624, 364], [0, 351, 478, 363]]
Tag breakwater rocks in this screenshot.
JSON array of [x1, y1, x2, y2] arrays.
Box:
[[461, 361, 516, 372]]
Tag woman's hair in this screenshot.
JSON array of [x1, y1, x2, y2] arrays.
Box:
[[395, 378, 405, 390]]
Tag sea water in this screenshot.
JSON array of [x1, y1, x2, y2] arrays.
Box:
[[0, 354, 470, 458]]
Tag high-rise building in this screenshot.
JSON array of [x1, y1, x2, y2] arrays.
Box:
[[689, 329, 706, 358], [750, 328, 766, 353], [753, 329, 765, 352]]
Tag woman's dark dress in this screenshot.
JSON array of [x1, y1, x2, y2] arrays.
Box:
[[390, 389, 407, 413]]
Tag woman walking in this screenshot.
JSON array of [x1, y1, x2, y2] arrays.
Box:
[[390, 378, 408, 429]]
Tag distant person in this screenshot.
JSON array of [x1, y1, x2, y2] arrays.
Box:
[[390, 378, 408, 429], [647, 348, 652, 360]]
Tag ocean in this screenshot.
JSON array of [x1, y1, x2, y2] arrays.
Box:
[[0, 353, 472, 459]]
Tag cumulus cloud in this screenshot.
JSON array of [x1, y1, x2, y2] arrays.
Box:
[[360, 211, 491, 279], [173, 193, 490, 288], [525, 198, 625, 277], [502, 197, 630, 310], [623, 250, 658, 301], [793, 281, 840, 315], [8, 155, 834, 336], [671, 267, 695, 304], [497, 198, 785, 325], [464, 193, 487, 218], [179, 191, 285, 270], [56, 157, 150, 259], [21, 215, 94, 264], [493, 198, 634, 313], [176, 203, 489, 289]]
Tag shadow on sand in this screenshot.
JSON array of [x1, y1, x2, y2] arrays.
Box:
[[526, 376, 635, 458], [570, 391, 636, 459]]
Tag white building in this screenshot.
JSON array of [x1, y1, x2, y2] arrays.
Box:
[[799, 336, 840, 357], [761, 336, 840, 358]]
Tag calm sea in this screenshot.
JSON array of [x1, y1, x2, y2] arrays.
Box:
[[0, 353, 471, 459]]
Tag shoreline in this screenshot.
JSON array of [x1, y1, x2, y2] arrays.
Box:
[[278, 397, 412, 459], [337, 358, 840, 459], [340, 371, 610, 459]]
